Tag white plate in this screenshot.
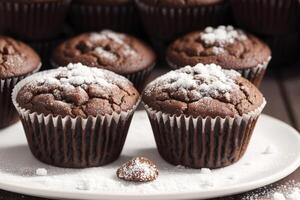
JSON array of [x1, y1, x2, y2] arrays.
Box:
[[0, 111, 299, 200]]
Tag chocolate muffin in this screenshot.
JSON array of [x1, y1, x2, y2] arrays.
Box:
[[230, 0, 300, 35], [0, 36, 40, 128], [143, 63, 266, 169], [0, 0, 71, 41], [167, 26, 271, 86], [13, 63, 140, 168], [52, 30, 156, 90], [136, 0, 230, 42], [69, 0, 139, 34]]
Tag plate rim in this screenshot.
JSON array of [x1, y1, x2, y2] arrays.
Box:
[[0, 114, 299, 200]]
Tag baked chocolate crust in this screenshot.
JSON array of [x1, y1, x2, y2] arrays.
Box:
[[17, 63, 139, 118], [167, 26, 271, 70], [143, 63, 264, 118], [0, 36, 40, 79], [52, 30, 156, 75]]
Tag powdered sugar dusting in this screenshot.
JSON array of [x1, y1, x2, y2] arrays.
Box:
[[145, 63, 240, 99], [28, 63, 129, 90], [201, 26, 247, 55], [94, 47, 118, 62], [117, 157, 159, 182], [89, 30, 137, 57], [242, 181, 300, 200]]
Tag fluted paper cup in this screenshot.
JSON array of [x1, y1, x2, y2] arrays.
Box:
[[230, 0, 299, 35], [0, 64, 41, 129], [143, 100, 266, 169], [12, 71, 140, 168], [0, 0, 71, 41], [136, 0, 229, 42], [69, 2, 139, 34]]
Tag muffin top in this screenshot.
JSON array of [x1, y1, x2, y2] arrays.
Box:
[[138, 0, 224, 7], [0, 36, 40, 79], [167, 26, 271, 70], [143, 63, 265, 118], [16, 63, 140, 118], [52, 30, 156, 75]]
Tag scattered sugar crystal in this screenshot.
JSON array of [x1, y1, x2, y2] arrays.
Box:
[[286, 188, 300, 200], [227, 175, 236, 180], [212, 46, 225, 55], [89, 30, 125, 44], [273, 192, 286, 200], [89, 30, 137, 58], [76, 179, 90, 191], [145, 63, 241, 100], [36, 168, 47, 176], [200, 168, 212, 174], [175, 165, 186, 169], [94, 47, 118, 62], [201, 25, 247, 47], [262, 145, 275, 155]]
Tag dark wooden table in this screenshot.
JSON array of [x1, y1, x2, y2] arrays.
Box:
[[1, 66, 300, 200]]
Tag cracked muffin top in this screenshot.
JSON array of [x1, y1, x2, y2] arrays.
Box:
[[167, 26, 271, 70], [138, 0, 225, 7], [143, 63, 265, 118], [0, 36, 40, 79], [52, 30, 156, 75], [16, 63, 140, 118]]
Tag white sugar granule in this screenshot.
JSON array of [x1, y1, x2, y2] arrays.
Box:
[[212, 46, 225, 55], [263, 145, 276, 155], [242, 181, 300, 200], [94, 47, 118, 62], [76, 179, 90, 191], [89, 30, 137, 57], [274, 192, 286, 200], [200, 168, 212, 174], [36, 168, 47, 176], [89, 30, 125, 44], [29, 63, 128, 90], [145, 63, 241, 100], [286, 188, 300, 200], [201, 25, 247, 55]]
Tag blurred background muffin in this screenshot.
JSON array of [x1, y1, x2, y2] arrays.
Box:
[[69, 0, 140, 35], [136, 0, 231, 42], [0, 0, 71, 41], [51, 30, 156, 90], [0, 36, 41, 128], [166, 26, 271, 86]]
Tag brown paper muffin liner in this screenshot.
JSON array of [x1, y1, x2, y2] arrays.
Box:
[[135, 0, 229, 42], [167, 57, 271, 87], [124, 63, 155, 92], [230, 0, 299, 35], [12, 71, 140, 168], [0, 64, 41, 129], [69, 2, 139, 34], [143, 100, 266, 169], [235, 57, 271, 87], [0, 0, 71, 41]]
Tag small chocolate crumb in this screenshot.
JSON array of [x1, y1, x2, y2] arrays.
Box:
[[116, 157, 159, 182]]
